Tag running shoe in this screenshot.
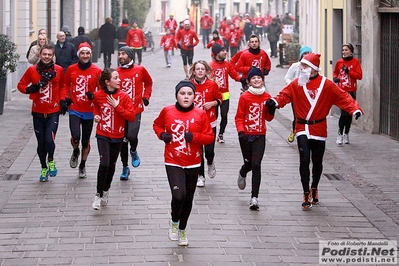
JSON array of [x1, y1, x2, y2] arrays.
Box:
[[302, 192, 312, 210], [120, 166, 130, 180], [48, 160, 57, 177], [343, 133, 349, 144], [168, 220, 179, 241], [311, 188, 319, 205], [217, 134, 225, 143], [237, 171, 246, 190], [207, 162, 216, 179], [249, 197, 259, 210], [92, 193, 101, 210], [178, 230, 188, 246], [69, 149, 80, 168], [196, 175, 205, 187], [78, 167, 87, 179], [40, 168, 49, 182], [101, 191, 109, 207], [131, 150, 140, 168], [336, 132, 343, 145]]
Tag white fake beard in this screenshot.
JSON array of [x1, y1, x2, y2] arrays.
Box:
[[298, 67, 311, 87]]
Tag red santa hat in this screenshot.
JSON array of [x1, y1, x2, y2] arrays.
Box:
[[204, 10, 210, 15], [300, 53, 321, 72], [77, 42, 92, 56]]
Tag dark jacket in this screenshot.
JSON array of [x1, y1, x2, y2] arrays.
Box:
[[266, 22, 282, 43], [72, 34, 92, 49], [98, 22, 117, 54], [54, 41, 78, 72]]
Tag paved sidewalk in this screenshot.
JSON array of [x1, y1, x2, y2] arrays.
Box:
[[0, 36, 398, 265]]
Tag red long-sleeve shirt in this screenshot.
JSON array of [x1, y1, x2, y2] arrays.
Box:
[[18, 64, 67, 114], [160, 34, 177, 51], [175, 29, 199, 50], [236, 49, 272, 78], [64, 63, 102, 113], [209, 59, 241, 96], [235, 89, 274, 135], [333, 57, 363, 92], [116, 64, 153, 114], [126, 27, 146, 49], [153, 105, 214, 168], [93, 89, 136, 140]]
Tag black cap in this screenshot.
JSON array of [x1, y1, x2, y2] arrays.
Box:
[[119, 46, 134, 60], [212, 43, 224, 57], [175, 80, 196, 97]]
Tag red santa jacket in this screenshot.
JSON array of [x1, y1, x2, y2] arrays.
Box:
[[175, 29, 199, 50], [160, 34, 177, 51], [64, 63, 102, 113], [93, 89, 136, 140], [116, 64, 153, 115], [18, 64, 67, 114], [236, 49, 272, 78], [333, 57, 362, 92], [126, 27, 146, 49], [272, 75, 363, 140], [235, 89, 274, 135], [153, 104, 214, 168], [209, 59, 241, 98], [200, 15, 214, 30], [191, 78, 223, 127]]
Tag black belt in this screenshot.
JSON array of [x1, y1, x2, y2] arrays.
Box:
[[297, 118, 326, 125]]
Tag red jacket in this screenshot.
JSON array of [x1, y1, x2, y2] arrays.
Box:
[[93, 89, 136, 140], [164, 19, 178, 34], [160, 34, 177, 51], [18, 64, 67, 114], [175, 29, 199, 50], [200, 15, 214, 30], [209, 59, 241, 96], [116, 64, 153, 115], [191, 78, 223, 127], [235, 89, 274, 135], [236, 49, 271, 78], [333, 57, 362, 92], [153, 105, 214, 168], [126, 27, 146, 49], [230, 49, 246, 66], [206, 38, 224, 49], [272, 75, 363, 140], [64, 63, 102, 113]]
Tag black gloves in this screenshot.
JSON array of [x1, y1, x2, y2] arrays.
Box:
[[86, 91, 94, 100], [187, 45, 194, 49], [266, 98, 276, 116], [263, 69, 269, 76], [143, 98, 149, 106], [354, 111, 362, 120], [184, 132, 193, 143], [342, 65, 349, 74], [65, 97, 72, 106], [333, 77, 340, 84], [25, 83, 41, 94], [160, 132, 172, 143], [177, 43, 181, 49], [238, 131, 247, 142], [41, 70, 56, 82], [240, 77, 248, 91], [60, 100, 68, 115]]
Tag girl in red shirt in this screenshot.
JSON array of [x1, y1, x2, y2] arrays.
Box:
[[189, 61, 223, 187], [153, 80, 214, 246], [92, 68, 136, 210], [235, 67, 274, 210]]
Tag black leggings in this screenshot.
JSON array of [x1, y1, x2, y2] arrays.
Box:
[[96, 138, 122, 196], [69, 114, 94, 148], [132, 48, 143, 64], [239, 135, 266, 198], [296, 135, 325, 193], [217, 99, 229, 135], [338, 92, 356, 135], [165, 165, 199, 230], [181, 49, 194, 66], [33, 114, 59, 168], [199, 127, 216, 176], [120, 113, 141, 167]]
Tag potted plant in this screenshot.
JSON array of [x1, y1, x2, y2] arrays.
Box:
[[0, 34, 20, 114], [88, 28, 100, 63]]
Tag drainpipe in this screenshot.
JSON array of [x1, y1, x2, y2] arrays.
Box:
[[47, 0, 52, 38]]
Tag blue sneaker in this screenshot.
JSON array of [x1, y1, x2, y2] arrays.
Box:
[[131, 150, 140, 168], [40, 168, 49, 182], [120, 166, 130, 180], [48, 160, 57, 177]]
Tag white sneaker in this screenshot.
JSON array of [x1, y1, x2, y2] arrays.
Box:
[[207, 162, 216, 179], [101, 191, 109, 207], [178, 229, 188, 246], [336, 134, 343, 145], [168, 220, 179, 241], [249, 197, 259, 210], [92, 194, 101, 210], [343, 133, 349, 144], [196, 175, 205, 187]]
